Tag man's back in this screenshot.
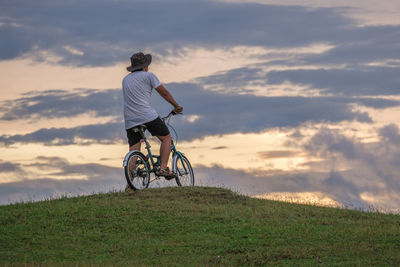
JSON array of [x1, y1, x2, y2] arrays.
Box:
[[122, 71, 161, 129]]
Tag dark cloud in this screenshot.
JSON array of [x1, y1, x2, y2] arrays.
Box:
[[1, 0, 398, 75], [164, 82, 399, 140], [267, 67, 400, 96], [195, 67, 265, 94], [1, 1, 398, 110], [1, 84, 399, 145], [302, 25, 400, 66], [0, 1, 398, 104], [304, 127, 359, 159], [379, 124, 400, 147], [199, 64, 400, 97], [0, 89, 122, 121], [0, 0, 357, 66], [0, 122, 125, 146], [0, 161, 22, 172], [211, 146, 228, 150], [258, 150, 305, 159]]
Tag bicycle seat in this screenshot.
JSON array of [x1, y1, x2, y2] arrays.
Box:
[[132, 125, 147, 133]]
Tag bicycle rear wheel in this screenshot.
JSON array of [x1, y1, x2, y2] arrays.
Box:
[[124, 151, 150, 190], [173, 154, 194, 186]]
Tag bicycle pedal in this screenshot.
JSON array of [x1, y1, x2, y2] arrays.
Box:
[[164, 174, 177, 180]]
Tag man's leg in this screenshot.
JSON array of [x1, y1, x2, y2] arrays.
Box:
[[129, 141, 141, 151], [128, 140, 141, 169], [157, 134, 172, 170], [145, 117, 172, 174]]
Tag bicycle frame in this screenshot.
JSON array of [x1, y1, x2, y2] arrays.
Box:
[[122, 112, 189, 183]]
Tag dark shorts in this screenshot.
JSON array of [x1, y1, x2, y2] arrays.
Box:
[[126, 117, 170, 147]]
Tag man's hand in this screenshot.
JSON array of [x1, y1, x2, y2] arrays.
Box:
[[174, 105, 183, 114]]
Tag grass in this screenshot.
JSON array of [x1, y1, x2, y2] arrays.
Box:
[[1, 186, 399, 266]]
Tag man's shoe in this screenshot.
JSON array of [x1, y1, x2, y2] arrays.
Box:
[[156, 167, 176, 179]]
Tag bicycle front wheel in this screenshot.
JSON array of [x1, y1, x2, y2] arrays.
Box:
[[124, 151, 150, 190], [172, 154, 194, 186]]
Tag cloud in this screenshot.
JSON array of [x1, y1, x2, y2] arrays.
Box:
[[1, 84, 399, 145], [195, 157, 400, 213], [198, 63, 400, 97], [2, 0, 398, 72], [0, 156, 179, 205], [0, 156, 124, 205], [267, 66, 400, 96], [194, 165, 363, 209], [183, 124, 400, 211], [297, 124, 400, 211], [0, 89, 122, 121], [0, 0, 356, 66], [258, 150, 305, 159], [0, 174, 125, 206], [0, 156, 122, 180], [379, 124, 400, 146], [2, 153, 398, 212], [211, 146, 229, 150], [0, 122, 125, 146], [0, 161, 22, 172], [1, 1, 398, 104], [165, 82, 400, 140], [1, 123, 399, 212], [1, 0, 398, 103], [303, 25, 400, 65]]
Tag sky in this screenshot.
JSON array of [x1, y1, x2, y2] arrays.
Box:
[[0, 0, 399, 212]]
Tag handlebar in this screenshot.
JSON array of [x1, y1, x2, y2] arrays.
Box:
[[161, 110, 182, 121], [161, 110, 182, 144]]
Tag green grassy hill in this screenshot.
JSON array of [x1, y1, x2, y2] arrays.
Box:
[[1, 187, 399, 266]]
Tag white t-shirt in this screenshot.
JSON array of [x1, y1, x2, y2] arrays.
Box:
[[122, 71, 161, 129]]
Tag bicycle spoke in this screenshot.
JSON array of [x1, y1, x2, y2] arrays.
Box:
[[174, 154, 194, 187]]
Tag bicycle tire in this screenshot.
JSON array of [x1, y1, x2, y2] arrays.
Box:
[[124, 151, 150, 190], [172, 154, 194, 186]]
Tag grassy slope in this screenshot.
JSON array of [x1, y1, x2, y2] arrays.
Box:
[[1, 187, 399, 266]]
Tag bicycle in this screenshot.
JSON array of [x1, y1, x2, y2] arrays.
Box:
[[123, 111, 195, 190]]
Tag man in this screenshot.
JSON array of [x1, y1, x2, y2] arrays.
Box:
[[122, 52, 183, 178]]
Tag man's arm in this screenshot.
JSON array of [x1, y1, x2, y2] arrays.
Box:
[[155, 85, 183, 113]]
